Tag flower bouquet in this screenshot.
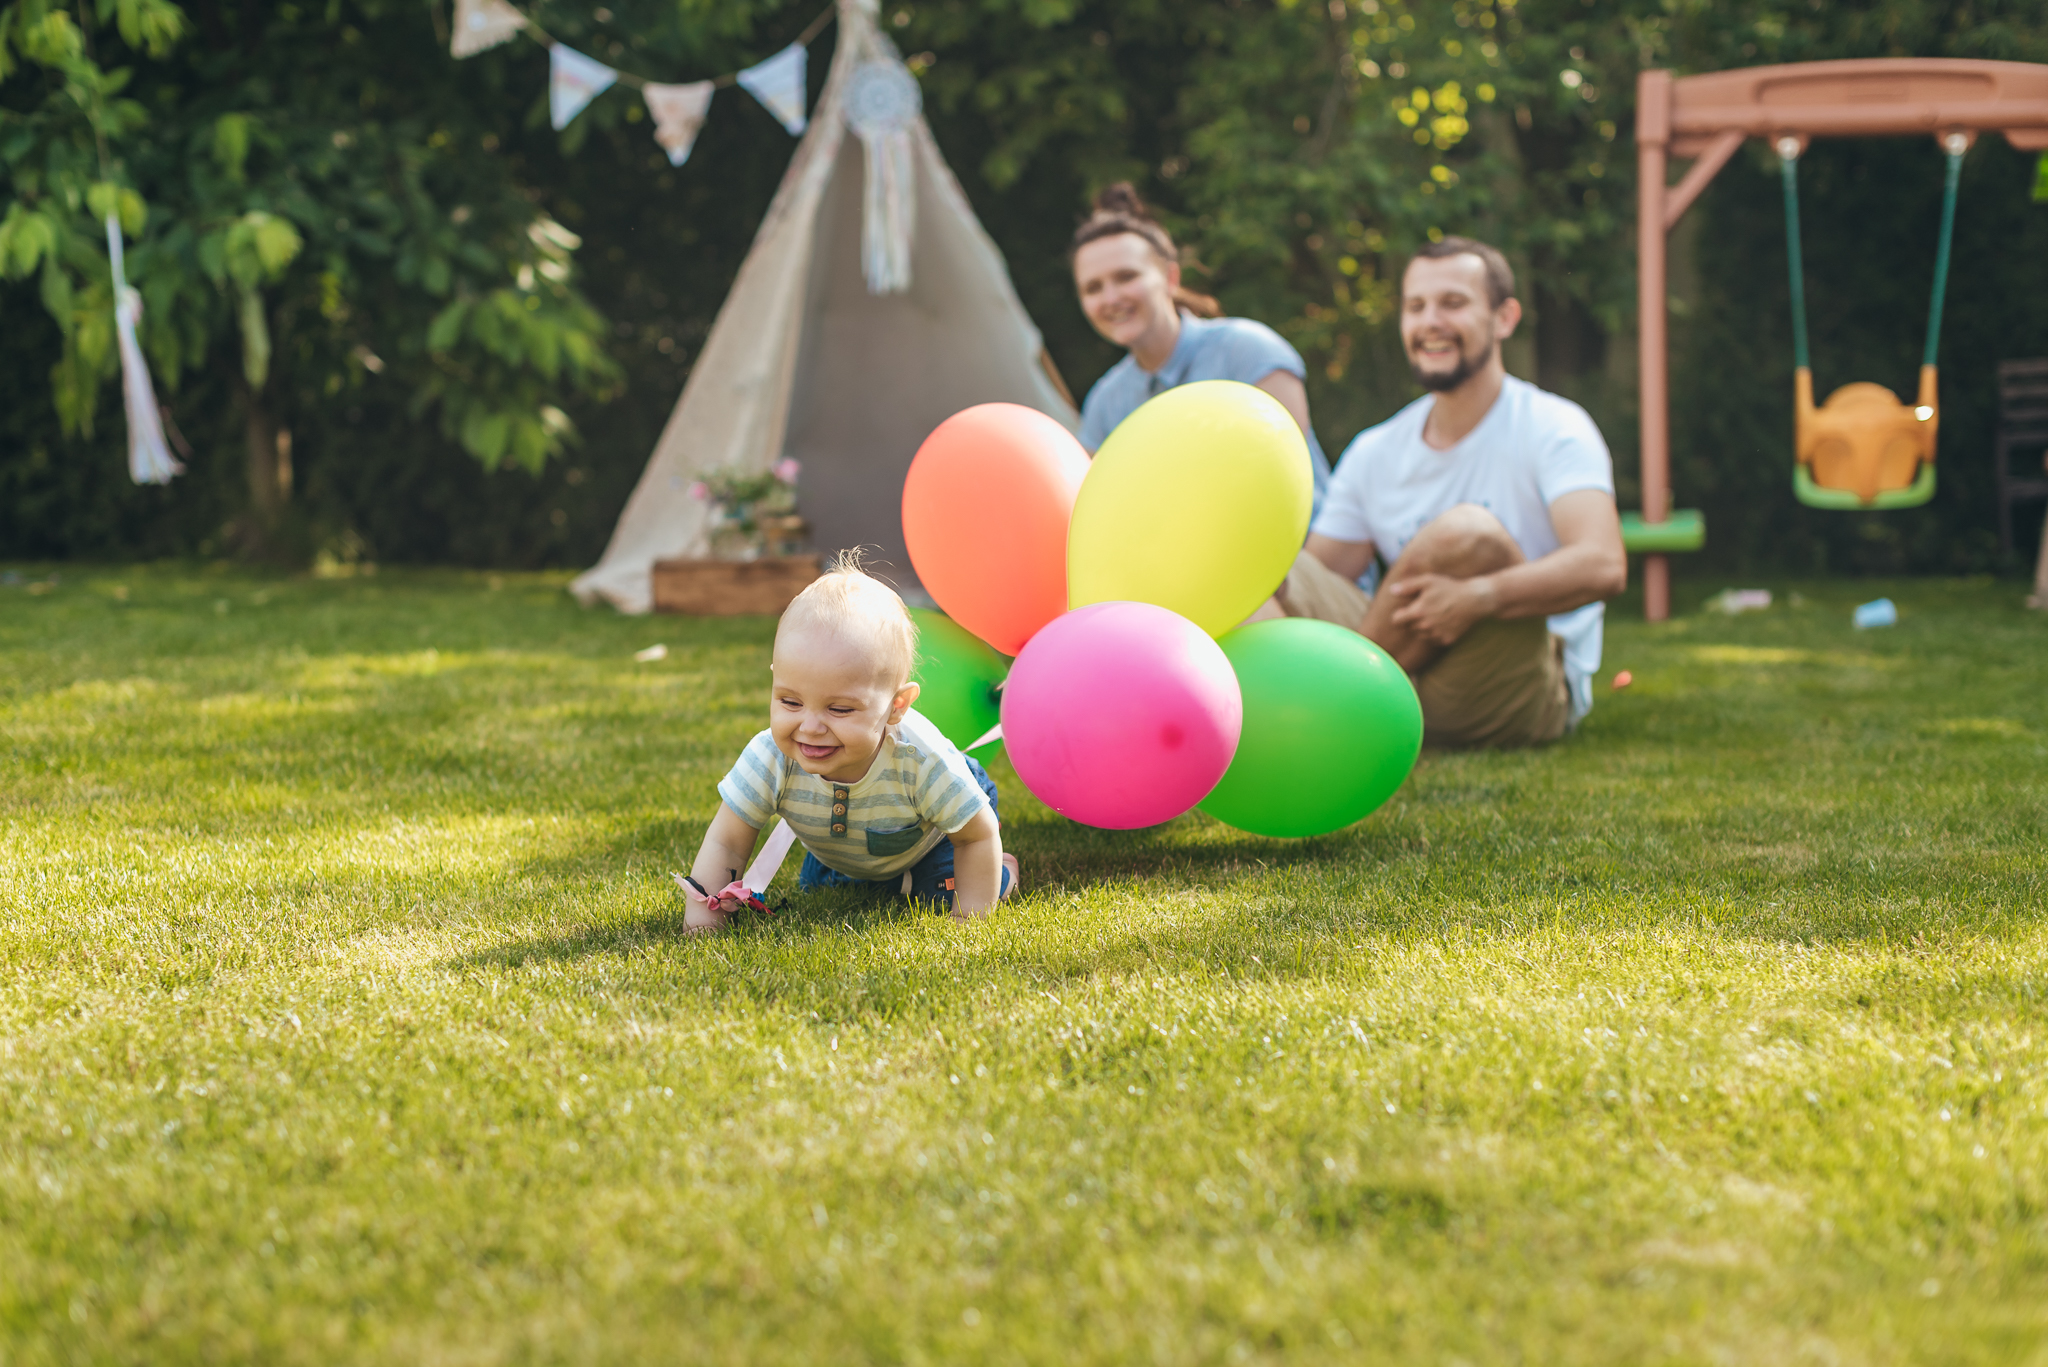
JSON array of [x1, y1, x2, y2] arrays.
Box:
[[689, 458, 807, 559]]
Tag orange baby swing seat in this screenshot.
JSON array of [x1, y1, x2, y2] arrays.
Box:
[[1795, 366, 1939, 506], [1780, 132, 1965, 510]]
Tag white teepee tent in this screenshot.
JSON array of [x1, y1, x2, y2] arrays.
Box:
[[571, 0, 1078, 614]]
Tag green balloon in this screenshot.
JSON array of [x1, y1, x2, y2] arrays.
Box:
[[1198, 618, 1422, 838], [909, 608, 1009, 756]]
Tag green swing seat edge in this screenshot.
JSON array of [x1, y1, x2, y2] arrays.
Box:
[[1620, 508, 1706, 553], [1792, 462, 1937, 511]]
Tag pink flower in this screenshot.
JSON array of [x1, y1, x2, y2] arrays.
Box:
[[687, 481, 709, 501], [773, 458, 800, 485]]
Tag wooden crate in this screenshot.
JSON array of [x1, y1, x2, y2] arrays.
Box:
[[651, 555, 821, 616]]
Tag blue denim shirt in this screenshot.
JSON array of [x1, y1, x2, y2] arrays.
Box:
[[1078, 313, 1333, 511]]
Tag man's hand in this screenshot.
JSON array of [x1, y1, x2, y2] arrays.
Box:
[[1383, 572, 1498, 648]]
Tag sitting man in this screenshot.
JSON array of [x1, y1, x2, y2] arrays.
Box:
[[1277, 236, 1627, 748]]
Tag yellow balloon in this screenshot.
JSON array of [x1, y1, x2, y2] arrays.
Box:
[[1068, 380, 1314, 636]]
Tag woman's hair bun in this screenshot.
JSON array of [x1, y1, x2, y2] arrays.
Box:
[[1073, 182, 1172, 258], [1070, 180, 1222, 318], [1090, 181, 1154, 222]]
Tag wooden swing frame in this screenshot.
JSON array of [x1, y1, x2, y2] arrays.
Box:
[[1634, 58, 2048, 621]]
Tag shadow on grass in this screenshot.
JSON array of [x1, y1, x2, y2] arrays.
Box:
[[453, 726, 2040, 997], [998, 821, 1416, 888], [449, 838, 2036, 1025]]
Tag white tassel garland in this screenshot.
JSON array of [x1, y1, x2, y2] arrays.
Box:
[[105, 213, 181, 486]]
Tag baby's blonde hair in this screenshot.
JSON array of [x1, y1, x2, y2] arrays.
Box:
[[775, 548, 920, 686]]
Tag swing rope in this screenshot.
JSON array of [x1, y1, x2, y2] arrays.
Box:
[[1780, 152, 1811, 372], [1780, 141, 1965, 379], [1922, 146, 1964, 370]]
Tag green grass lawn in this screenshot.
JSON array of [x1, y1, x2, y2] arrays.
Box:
[[3, 565, 2045, 1365]]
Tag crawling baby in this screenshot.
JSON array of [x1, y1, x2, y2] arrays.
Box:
[[680, 551, 1018, 931]]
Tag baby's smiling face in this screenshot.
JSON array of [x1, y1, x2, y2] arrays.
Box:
[[769, 621, 921, 785]]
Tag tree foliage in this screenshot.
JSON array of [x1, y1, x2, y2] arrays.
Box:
[[1, 0, 620, 492], [907, 0, 2048, 573], [3, 0, 2046, 575], [906, 0, 2046, 422]]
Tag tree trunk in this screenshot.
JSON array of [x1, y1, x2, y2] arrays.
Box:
[[240, 380, 291, 531]]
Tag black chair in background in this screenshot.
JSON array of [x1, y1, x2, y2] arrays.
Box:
[[1994, 358, 2048, 557]]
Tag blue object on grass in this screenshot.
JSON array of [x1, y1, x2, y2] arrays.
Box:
[[1853, 598, 1898, 629]]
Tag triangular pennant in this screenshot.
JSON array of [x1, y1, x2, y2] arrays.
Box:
[[450, 0, 525, 58], [735, 43, 808, 136], [644, 81, 715, 167], [549, 45, 617, 130]]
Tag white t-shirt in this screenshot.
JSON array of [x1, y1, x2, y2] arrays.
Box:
[[1313, 375, 1615, 720]]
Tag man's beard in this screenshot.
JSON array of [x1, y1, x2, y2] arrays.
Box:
[[1408, 336, 1493, 392]]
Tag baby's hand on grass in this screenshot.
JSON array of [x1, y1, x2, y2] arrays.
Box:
[[950, 853, 1020, 922], [683, 903, 731, 934], [676, 872, 735, 934]]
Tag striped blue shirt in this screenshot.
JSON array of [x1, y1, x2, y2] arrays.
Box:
[[716, 708, 990, 880]]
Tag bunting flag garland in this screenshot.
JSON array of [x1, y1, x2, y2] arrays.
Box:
[[549, 45, 618, 130], [450, 0, 525, 58], [439, 0, 932, 294], [450, 1, 829, 158], [644, 81, 715, 167], [104, 214, 181, 485], [843, 58, 921, 293], [735, 44, 809, 136]]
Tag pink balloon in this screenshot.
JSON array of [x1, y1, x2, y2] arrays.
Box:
[[1002, 601, 1243, 829]]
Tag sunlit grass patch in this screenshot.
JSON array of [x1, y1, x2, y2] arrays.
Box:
[[3, 568, 2046, 1364]]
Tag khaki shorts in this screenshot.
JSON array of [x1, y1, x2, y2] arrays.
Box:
[[1276, 550, 1571, 750]]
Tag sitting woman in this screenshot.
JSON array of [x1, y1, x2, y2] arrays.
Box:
[[1071, 183, 1332, 505]]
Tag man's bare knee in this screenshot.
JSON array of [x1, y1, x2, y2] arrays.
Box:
[[1397, 504, 1522, 578]]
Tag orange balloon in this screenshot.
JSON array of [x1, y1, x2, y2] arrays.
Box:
[[902, 404, 1090, 656]]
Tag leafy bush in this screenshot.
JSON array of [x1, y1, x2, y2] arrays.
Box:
[[4, 0, 2046, 573]]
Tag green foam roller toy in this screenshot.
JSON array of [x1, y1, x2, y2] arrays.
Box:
[[1620, 509, 1706, 554]]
